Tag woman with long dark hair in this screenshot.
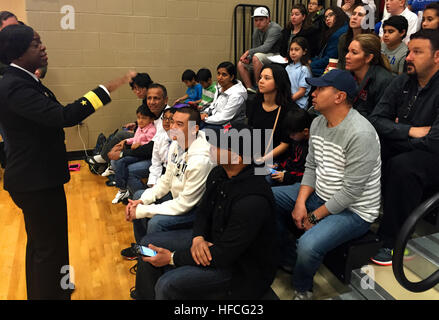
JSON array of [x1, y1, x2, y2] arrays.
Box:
[[279, 4, 318, 59], [310, 6, 349, 76], [337, 3, 374, 69], [247, 64, 299, 163]]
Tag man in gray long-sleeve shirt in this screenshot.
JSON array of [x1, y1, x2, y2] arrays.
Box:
[[271, 70, 381, 300], [237, 7, 282, 92]]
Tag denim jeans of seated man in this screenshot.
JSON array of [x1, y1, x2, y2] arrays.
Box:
[[127, 159, 151, 194], [112, 156, 143, 190], [131, 190, 197, 243], [272, 183, 371, 292], [135, 229, 233, 300]]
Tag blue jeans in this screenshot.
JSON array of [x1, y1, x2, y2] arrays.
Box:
[[111, 156, 143, 190], [272, 183, 371, 292], [135, 229, 233, 300], [132, 190, 196, 243], [127, 160, 151, 194]]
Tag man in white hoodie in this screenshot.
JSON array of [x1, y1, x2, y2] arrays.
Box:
[[121, 106, 214, 259]]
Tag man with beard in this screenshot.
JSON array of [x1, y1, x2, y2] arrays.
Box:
[[369, 29, 439, 266]]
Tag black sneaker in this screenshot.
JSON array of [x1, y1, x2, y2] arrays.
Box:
[[121, 244, 137, 260]]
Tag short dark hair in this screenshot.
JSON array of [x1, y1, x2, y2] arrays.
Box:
[[129, 73, 153, 89], [147, 83, 168, 99], [174, 106, 201, 126], [282, 108, 313, 134], [181, 69, 197, 82], [410, 28, 439, 51], [383, 15, 408, 39], [136, 103, 156, 118], [196, 68, 212, 82], [0, 11, 17, 28], [0, 24, 34, 64]]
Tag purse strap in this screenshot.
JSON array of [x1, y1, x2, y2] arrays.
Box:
[[264, 106, 281, 157]]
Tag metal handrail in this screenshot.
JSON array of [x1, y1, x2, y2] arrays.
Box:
[[392, 192, 439, 292]]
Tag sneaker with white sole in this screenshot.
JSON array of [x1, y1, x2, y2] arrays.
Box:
[[292, 290, 313, 300], [112, 189, 130, 204], [101, 166, 115, 177], [371, 247, 415, 266]]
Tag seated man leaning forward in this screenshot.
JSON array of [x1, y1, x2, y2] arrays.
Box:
[[237, 7, 282, 93], [130, 123, 279, 300], [272, 69, 381, 300], [121, 106, 214, 260]]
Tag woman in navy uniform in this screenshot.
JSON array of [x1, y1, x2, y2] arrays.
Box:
[[0, 24, 135, 300]]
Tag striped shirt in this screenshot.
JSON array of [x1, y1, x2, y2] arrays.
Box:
[[301, 108, 381, 223]]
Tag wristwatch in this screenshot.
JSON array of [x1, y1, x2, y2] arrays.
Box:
[[307, 211, 320, 225], [169, 251, 175, 266]]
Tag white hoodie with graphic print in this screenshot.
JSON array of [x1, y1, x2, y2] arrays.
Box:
[[135, 131, 214, 219]]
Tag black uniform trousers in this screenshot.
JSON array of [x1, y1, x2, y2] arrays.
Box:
[[9, 185, 71, 300], [378, 145, 439, 249]]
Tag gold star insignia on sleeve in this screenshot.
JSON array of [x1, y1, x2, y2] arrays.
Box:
[[81, 100, 88, 106]]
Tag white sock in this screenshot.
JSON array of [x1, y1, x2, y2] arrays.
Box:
[[93, 154, 106, 163]]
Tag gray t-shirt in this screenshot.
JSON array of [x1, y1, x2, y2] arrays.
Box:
[[301, 108, 381, 223], [381, 41, 408, 75], [248, 22, 282, 58]]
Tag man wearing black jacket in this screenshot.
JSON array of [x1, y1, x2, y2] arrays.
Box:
[[131, 124, 279, 300], [0, 24, 135, 299], [369, 29, 439, 266]]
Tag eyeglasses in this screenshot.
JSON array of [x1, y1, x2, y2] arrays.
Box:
[[162, 116, 173, 122]]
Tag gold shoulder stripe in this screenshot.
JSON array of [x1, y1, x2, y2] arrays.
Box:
[[83, 91, 103, 111]]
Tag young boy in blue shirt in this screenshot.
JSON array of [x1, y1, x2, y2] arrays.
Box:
[[173, 69, 202, 106]]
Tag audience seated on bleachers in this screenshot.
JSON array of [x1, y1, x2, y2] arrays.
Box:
[[106, 84, 170, 194], [237, 7, 282, 93], [173, 69, 203, 106], [337, 3, 375, 69], [285, 37, 313, 109], [130, 123, 279, 300], [200, 62, 247, 130], [86, 73, 153, 168], [381, 15, 409, 75], [370, 29, 439, 266], [272, 69, 381, 300], [121, 107, 214, 260], [247, 64, 299, 165], [111, 105, 157, 204], [378, 0, 419, 44], [345, 33, 395, 118], [188, 68, 217, 112], [311, 6, 349, 76]]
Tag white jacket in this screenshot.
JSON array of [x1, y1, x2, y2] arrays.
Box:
[[147, 130, 172, 186], [204, 80, 248, 125], [136, 131, 214, 219]]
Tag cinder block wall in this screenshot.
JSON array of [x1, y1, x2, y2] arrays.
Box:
[[22, 0, 274, 151]]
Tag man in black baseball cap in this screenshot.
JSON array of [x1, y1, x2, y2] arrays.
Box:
[[132, 122, 279, 300]]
